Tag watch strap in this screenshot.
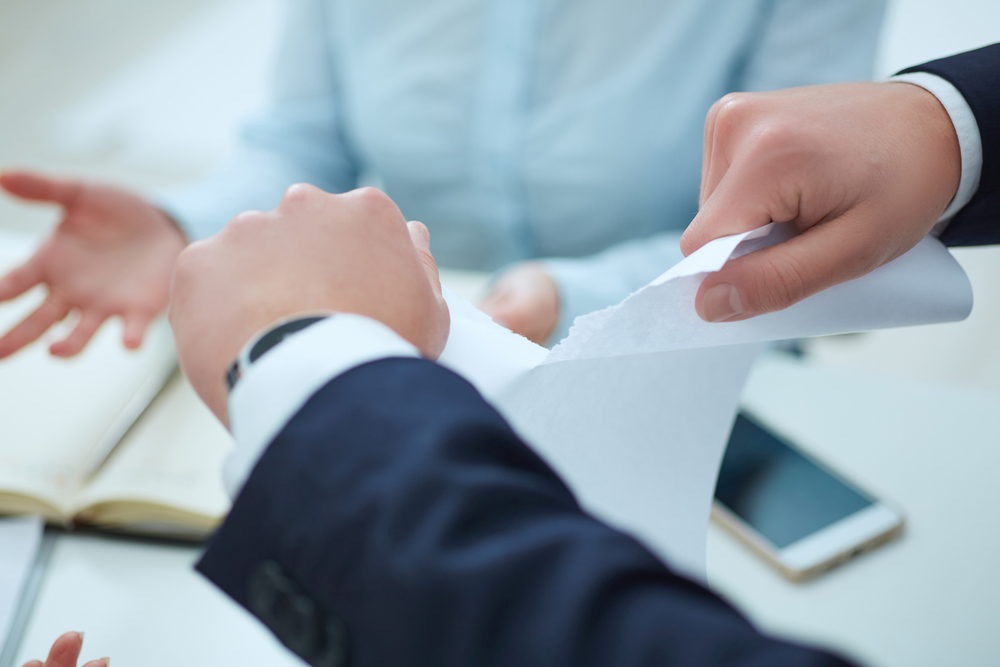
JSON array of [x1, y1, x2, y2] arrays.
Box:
[[226, 314, 332, 391]]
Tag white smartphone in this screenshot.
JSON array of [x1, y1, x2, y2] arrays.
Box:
[[712, 411, 904, 582]]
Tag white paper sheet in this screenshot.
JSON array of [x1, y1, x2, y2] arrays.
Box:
[[547, 222, 974, 362], [439, 224, 972, 578]]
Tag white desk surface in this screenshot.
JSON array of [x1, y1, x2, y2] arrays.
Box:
[[13, 354, 1000, 667], [710, 355, 1000, 667]]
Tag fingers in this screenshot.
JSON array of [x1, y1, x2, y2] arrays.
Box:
[[49, 311, 105, 357], [694, 209, 887, 321], [0, 291, 71, 359], [404, 221, 449, 359], [699, 95, 726, 209], [406, 221, 442, 298], [0, 261, 42, 303], [682, 93, 809, 257], [42, 631, 83, 667], [477, 264, 559, 344], [121, 311, 154, 349], [0, 171, 83, 208], [680, 151, 796, 258], [478, 284, 514, 329]]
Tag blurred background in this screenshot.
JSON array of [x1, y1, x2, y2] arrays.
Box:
[[0, 0, 998, 392]]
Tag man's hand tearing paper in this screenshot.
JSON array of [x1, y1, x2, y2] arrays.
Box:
[[678, 82, 963, 322]]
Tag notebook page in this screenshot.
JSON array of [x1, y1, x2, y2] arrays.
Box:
[[71, 372, 232, 534], [0, 231, 177, 516]]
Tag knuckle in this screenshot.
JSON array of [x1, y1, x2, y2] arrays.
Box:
[[351, 187, 398, 219], [282, 182, 321, 206], [712, 94, 809, 164], [173, 241, 208, 281], [355, 186, 384, 204], [711, 93, 753, 135], [226, 209, 264, 232], [752, 119, 805, 158]]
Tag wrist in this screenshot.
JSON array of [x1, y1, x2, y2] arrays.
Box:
[[890, 81, 963, 216], [227, 312, 337, 391]]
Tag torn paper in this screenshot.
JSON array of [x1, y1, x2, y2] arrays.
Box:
[[439, 224, 972, 578]]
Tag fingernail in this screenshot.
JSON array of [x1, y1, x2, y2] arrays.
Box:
[[702, 283, 742, 322], [102, 657, 110, 667], [78, 631, 84, 642], [409, 221, 430, 243]]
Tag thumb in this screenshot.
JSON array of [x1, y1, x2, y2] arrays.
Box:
[[695, 211, 888, 322], [406, 221, 442, 298], [406, 220, 450, 359], [0, 171, 83, 209]]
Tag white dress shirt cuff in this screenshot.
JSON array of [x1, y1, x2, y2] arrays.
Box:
[[889, 72, 983, 234], [224, 314, 418, 498]]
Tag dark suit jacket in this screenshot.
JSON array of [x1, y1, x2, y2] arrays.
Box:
[[901, 42, 1000, 247], [198, 358, 854, 667], [197, 47, 1000, 667]]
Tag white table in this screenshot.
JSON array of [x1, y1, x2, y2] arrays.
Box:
[[13, 532, 302, 667], [709, 355, 1000, 667], [13, 354, 1000, 667]]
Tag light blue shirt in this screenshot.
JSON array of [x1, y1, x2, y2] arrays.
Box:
[[160, 0, 884, 341]]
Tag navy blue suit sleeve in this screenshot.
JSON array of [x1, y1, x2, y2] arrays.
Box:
[[197, 358, 856, 667], [899, 43, 1000, 247]]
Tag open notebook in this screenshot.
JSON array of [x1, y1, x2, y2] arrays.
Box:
[[0, 231, 231, 538]]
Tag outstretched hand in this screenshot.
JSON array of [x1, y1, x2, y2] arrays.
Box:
[[0, 170, 186, 358], [679, 82, 962, 322], [169, 185, 450, 424], [19, 631, 107, 667]]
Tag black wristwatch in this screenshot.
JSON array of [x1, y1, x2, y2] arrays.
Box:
[[226, 313, 333, 391]]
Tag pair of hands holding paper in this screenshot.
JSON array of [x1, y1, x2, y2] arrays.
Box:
[[0, 82, 960, 368], [16, 79, 963, 666], [1, 81, 960, 410]]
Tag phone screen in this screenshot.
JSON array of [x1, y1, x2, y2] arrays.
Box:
[[715, 413, 874, 549]]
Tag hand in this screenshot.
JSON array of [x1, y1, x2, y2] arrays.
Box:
[[0, 170, 187, 357], [478, 262, 559, 344], [169, 185, 450, 424], [679, 82, 961, 322], [20, 631, 108, 667]]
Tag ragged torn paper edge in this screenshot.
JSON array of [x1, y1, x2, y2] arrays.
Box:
[[545, 222, 973, 363], [437, 224, 973, 578], [442, 222, 973, 394]]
